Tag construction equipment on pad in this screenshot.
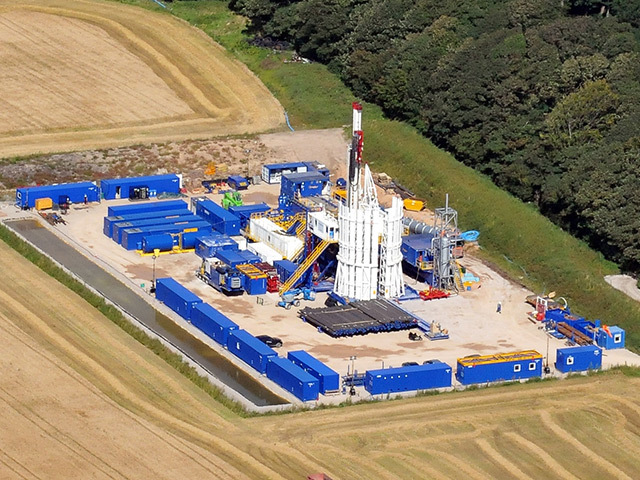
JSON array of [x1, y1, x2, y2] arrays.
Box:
[[278, 288, 316, 310]]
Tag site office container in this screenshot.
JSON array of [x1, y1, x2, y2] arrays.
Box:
[[555, 345, 602, 373], [455, 351, 543, 385], [155, 277, 202, 321], [261, 162, 308, 184], [365, 362, 452, 395], [288, 350, 340, 394], [266, 356, 320, 402], [100, 174, 181, 200], [194, 199, 241, 236], [121, 221, 212, 250], [112, 213, 198, 243], [16, 181, 100, 209], [107, 199, 187, 217], [103, 207, 190, 238], [226, 330, 277, 374], [596, 326, 625, 349], [228, 203, 270, 228], [195, 234, 239, 259], [190, 303, 239, 346]]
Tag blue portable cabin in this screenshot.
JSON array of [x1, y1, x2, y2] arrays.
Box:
[[16, 181, 100, 209], [226, 330, 278, 374], [266, 357, 320, 402], [103, 206, 190, 238], [112, 213, 199, 243], [100, 174, 181, 200], [228, 203, 271, 229], [596, 326, 625, 349], [287, 350, 340, 393], [195, 234, 239, 259], [365, 362, 452, 395], [227, 175, 249, 190], [456, 350, 543, 385], [261, 162, 309, 184], [121, 221, 212, 250], [555, 345, 602, 373], [280, 171, 328, 200], [155, 277, 203, 321], [274, 259, 298, 283], [194, 199, 241, 236], [190, 303, 239, 346], [107, 199, 187, 217]]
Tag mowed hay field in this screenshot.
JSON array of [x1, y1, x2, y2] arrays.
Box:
[[0, 0, 283, 158], [1, 241, 640, 479]]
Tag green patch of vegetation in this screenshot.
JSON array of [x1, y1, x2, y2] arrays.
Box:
[[0, 223, 250, 417]]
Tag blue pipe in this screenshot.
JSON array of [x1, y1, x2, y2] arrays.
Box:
[[284, 111, 295, 132], [150, 0, 167, 8]]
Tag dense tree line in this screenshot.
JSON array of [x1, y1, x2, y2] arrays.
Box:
[[230, 0, 640, 274]]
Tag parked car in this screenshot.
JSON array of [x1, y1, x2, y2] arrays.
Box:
[[402, 361, 419, 367], [256, 335, 283, 348]]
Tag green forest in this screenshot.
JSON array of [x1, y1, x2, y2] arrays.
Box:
[[230, 0, 640, 275]]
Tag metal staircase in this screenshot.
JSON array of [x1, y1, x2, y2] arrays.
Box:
[[279, 239, 332, 294]]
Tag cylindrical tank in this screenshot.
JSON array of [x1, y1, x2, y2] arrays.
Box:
[[181, 231, 200, 249], [142, 234, 174, 253], [402, 217, 436, 235]]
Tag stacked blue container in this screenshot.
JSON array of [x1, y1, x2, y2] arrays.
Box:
[[107, 199, 187, 217], [155, 278, 203, 320], [555, 345, 602, 373], [191, 303, 239, 346], [365, 362, 452, 395], [226, 330, 277, 374], [195, 234, 239, 259], [288, 350, 340, 394], [266, 357, 320, 402], [112, 214, 198, 243], [103, 207, 189, 237], [228, 203, 270, 228]]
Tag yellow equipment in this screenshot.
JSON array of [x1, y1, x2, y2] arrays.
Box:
[[35, 197, 53, 210], [403, 198, 424, 211]]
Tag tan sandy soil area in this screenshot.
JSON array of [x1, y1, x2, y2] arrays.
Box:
[[0, 0, 283, 158]]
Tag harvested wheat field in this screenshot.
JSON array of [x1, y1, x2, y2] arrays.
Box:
[[0, 0, 283, 158], [1, 241, 639, 479]]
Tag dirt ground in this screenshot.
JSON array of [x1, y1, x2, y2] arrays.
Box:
[[605, 274, 640, 303], [1, 240, 639, 479], [5, 128, 638, 397], [0, 0, 283, 159]]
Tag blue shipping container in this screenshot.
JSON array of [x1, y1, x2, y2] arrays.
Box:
[[155, 277, 202, 320], [107, 199, 187, 217], [194, 199, 241, 236], [121, 221, 212, 250], [228, 203, 270, 228], [112, 213, 199, 243], [365, 362, 452, 395], [456, 351, 543, 385], [288, 350, 340, 393], [103, 207, 189, 238], [555, 345, 602, 373], [244, 275, 267, 295], [596, 326, 625, 349], [274, 259, 298, 283], [226, 330, 277, 374], [280, 171, 327, 199], [190, 303, 239, 346], [100, 174, 181, 200], [16, 182, 100, 208], [195, 234, 239, 259], [266, 357, 320, 402]]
